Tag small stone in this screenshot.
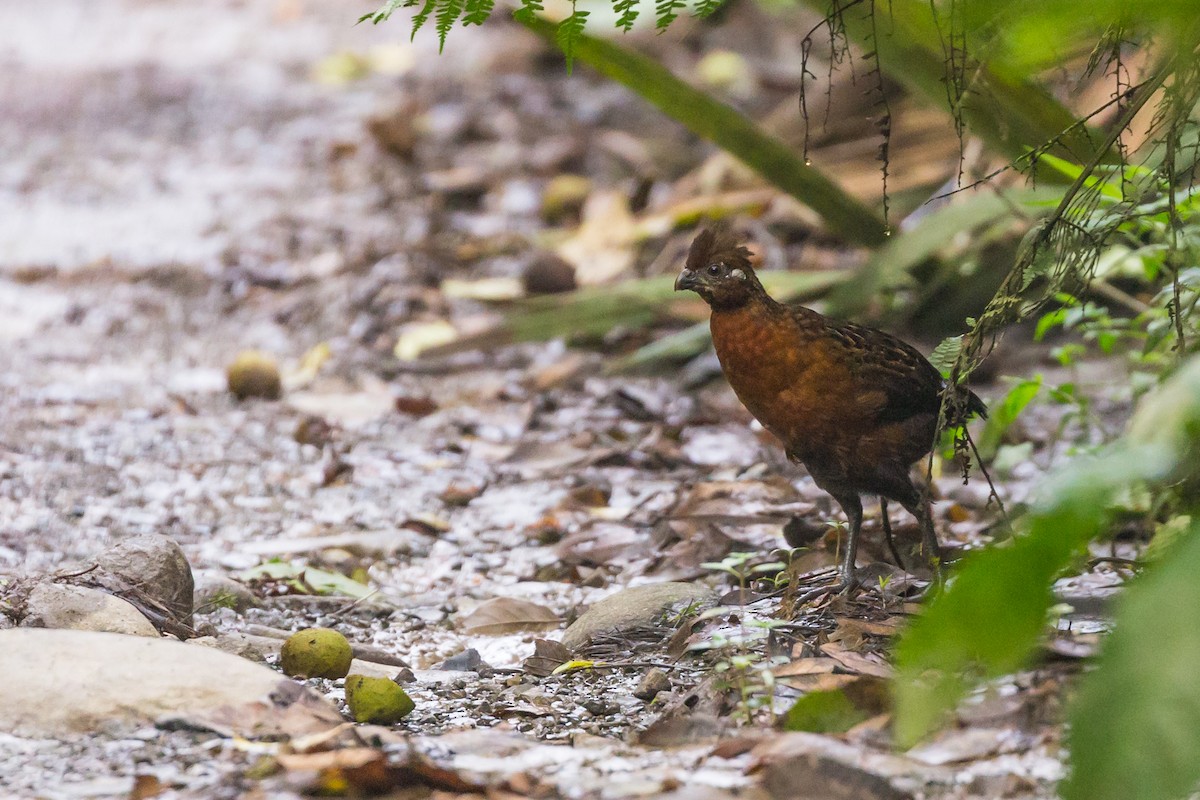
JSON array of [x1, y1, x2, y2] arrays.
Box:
[[634, 668, 671, 701], [522, 251, 577, 296], [583, 699, 617, 716], [293, 415, 335, 448], [280, 628, 353, 679], [439, 648, 486, 672], [561, 582, 716, 651], [367, 104, 419, 160], [344, 675, 415, 724], [226, 350, 282, 401]]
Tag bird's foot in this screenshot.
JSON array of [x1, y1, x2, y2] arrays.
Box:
[[796, 569, 861, 605]]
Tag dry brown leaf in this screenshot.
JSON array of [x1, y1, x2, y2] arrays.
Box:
[[523, 639, 571, 677], [555, 190, 637, 285], [833, 617, 905, 638], [819, 642, 896, 679], [771, 658, 839, 678], [554, 522, 647, 566], [129, 774, 166, 800], [461, 598, 560, 635], [775, 672, 861, 693]]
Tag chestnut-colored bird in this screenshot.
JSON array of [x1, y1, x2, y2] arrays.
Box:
[[676, 226, 986, 592]]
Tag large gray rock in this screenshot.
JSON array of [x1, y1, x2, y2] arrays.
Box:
[[21, 582, 159, 637], [0, 629, 342, 739], [193, 571, 259, 614], [93, 534, 194, 625], [561, 582, 716, 651]]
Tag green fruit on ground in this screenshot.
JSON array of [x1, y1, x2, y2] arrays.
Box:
[[226, 350, 282, 400], [280, 628, 353, 679], [344, 674, 415, 724]]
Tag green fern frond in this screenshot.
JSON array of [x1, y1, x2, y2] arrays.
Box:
[[435, 0, 465, 51], [357, 0, 410, 25], [692, 0, 724, 19], [556, 6, 589, 73], [655, 0, 686, 31], [463, 0, 494, 26], [512, 0, 544, 25], [410, 0, 437, 40], [613, 0, 639, 32]]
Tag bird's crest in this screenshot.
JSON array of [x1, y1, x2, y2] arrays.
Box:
[[686, 223, 752, 272]]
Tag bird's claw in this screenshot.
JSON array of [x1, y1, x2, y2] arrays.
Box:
[[796, 572, 861, 605]]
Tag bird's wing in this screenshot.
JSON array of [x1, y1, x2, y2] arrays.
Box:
[[825, 320, 944, 424]]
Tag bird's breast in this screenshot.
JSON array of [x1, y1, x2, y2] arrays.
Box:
[[709, 306, 840, 447]]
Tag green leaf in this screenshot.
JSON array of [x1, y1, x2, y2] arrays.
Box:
[[357, 0, 408, 24], [894, 354, 1200, 747], [555, 5, 589, 73], [612, 0, 639, 31], [795, 0, 1112, 168], [410, 0, 437, 40], [783, 677, 890, 733], [975, 376, 1042, 461], [893, 444, 1171, 747], [462, 0, 493, 25], [927, 336, 963, 375], [435, 0, 465, 52], [655, 0, 686, 30], [783, 689, 870, 733], [240, 560, 374, 599], [511, 0, 543, 25], [1063, 518, 1200, 800], [827, 187, 1061, 316], [1037, 153, 1125, 201]]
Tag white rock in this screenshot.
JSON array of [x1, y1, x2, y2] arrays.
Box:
[[0, 629, 343, 739]]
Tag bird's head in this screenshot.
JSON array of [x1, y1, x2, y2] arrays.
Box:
[[674, 225, 763, 310]]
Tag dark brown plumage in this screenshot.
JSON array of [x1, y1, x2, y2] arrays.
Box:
[[675, 225, 986, 591]]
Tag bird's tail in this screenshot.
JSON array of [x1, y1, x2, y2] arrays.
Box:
[[966, 388, 988, 420]]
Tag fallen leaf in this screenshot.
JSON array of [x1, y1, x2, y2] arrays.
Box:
[[907, 727, 1027, 766], [782, 676, 890, 734], [240, 560, 373, 599], [819, 642, 896, 679], [523, 639, 571, 677], [771, 658, 839, 678], [394, 320, 458, 361], [461, 598, 560, 635], [441, 276, 525, 301], [555, 190, 637, 285]]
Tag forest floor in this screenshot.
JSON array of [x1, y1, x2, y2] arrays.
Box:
[[0, 0, 1134, 797]]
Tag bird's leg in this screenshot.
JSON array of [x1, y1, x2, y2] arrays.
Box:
[[795, 493, 863, 603], [880, 497, 907, 571], [837, 494, 864, 593], [904, 497, 942, 581]]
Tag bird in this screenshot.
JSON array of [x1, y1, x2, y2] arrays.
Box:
[[675, 225, 987, 593]]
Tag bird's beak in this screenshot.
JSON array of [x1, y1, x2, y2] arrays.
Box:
[[675, 268, 697, 292]]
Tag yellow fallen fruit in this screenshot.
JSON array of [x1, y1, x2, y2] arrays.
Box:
[[226, 350, 282, 401], [280, 628, 353, 679], [344, 674, 415, 724]]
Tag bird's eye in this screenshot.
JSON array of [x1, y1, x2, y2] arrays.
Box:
[[707, 263, 722, 276]]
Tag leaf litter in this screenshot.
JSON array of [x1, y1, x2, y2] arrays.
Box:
[[0, 0, 1132, 797]]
